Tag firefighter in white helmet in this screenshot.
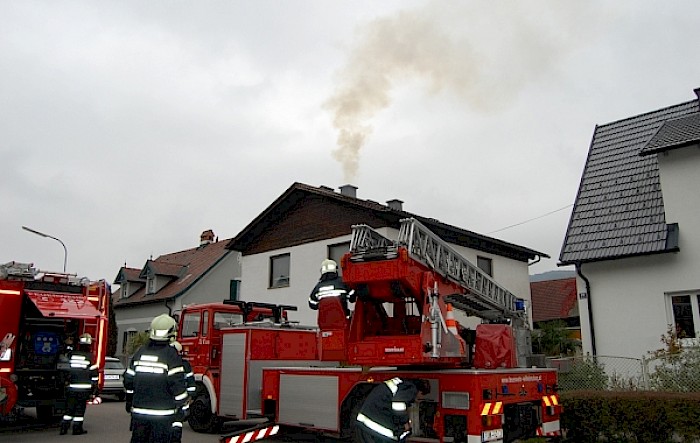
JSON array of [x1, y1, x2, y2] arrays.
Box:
[[123, 314, 187, 443], [60, 333, 98, 435], [308, 259, 354, 317]]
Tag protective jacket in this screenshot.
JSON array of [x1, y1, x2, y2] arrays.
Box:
[[67, 350, 98, 393], [356, 377, 417, 442], [309, 272, 353, 314], [124, 340, 188, 418]]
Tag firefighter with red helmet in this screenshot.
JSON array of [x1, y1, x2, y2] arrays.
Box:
[[355, 378, 430, 443], [60, 333, 98, 435], [124, 314, 187, 443], [308, 259, 354, 316]]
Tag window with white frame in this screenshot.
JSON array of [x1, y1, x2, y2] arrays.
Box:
[[147, 275, 156, 294], [269, 253, 290, 288], [668, 293, 700, 339], [121, 282, 130, 299]]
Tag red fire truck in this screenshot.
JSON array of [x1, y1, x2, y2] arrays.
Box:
[[0, 262, 110, 422], [182, 219, 561, 443]]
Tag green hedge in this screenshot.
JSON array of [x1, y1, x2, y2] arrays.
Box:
[[561, 391, 700, 443]]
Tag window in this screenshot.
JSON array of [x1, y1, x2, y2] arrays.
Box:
[[202, 311, 209, 337], [229, 279, 241, 301], [213, 311, 244, 329], [181, 312, 201, 338], [670, 294, 698, 339], [328, 242, 351, 275], [121, 282, 129, 299], [269, 253, 290, 288], [477, 256, 493, 277], [147, 276, 156, 294]]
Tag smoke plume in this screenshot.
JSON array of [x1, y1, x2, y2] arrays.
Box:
[[324, 2, 585, 182]]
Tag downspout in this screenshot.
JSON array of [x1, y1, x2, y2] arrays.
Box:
[[165, 298, 173, 317], [575, 261, 597, 356]]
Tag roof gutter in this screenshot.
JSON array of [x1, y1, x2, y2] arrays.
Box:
[[575, 261, 596, 356]]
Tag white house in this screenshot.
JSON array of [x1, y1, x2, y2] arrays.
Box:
[[560, 88, 700, 359], [227, 182, 547, 327]]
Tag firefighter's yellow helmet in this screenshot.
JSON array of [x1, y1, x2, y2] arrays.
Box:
[[321, 259, 337, 274], [150, 314, 177, 342], [79, 333, 92, 345]]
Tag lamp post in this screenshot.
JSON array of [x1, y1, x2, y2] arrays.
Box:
[[22, 226, 67, 273]]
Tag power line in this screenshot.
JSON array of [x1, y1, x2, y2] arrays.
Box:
[[486, 204, 573, 235]]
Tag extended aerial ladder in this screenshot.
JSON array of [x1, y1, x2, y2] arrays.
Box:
[[333, 217, 530, 368]]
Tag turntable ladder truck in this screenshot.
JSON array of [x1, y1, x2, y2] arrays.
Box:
[[220, 218, 560, 443]]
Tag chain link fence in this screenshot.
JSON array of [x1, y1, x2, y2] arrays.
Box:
[[552, 346, 700, 392]]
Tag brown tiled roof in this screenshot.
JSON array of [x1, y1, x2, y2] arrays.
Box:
[[118, 267, 144, 283], [530, 277, 577, 323], [140, 260, 186, 279], [560, 93, 699, 265], [114, 239, 231, 308], [228, 182, 547, 262]]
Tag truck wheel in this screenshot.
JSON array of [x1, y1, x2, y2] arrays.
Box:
[[117, 392, 126, 401], [187, 392, 221, 433]]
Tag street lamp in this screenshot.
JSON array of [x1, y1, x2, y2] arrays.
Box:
[[22, 226, 68, 273]]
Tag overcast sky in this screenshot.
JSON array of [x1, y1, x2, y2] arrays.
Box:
[[2, 1, 700, 285]]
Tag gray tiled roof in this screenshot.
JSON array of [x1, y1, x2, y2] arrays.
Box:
[[640, 113, 700, 156], [560, 98, 699, 264]]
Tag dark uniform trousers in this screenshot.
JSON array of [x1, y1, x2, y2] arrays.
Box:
[[130, 415, 174, 443]]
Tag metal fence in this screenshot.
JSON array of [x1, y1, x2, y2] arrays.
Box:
[[553, 347, 700, 392]]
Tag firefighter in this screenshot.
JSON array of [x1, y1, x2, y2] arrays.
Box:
[[355, 378, 430, 443], [308, 259, 354, 316], [169, 340, 195, 443], [60, 333, 98, 435], [124, 314, 187, 443]]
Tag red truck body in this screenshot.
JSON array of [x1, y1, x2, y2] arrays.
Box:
[[0, 262, 110, 421]]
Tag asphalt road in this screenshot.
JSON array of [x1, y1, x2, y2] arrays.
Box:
[[0, 395, 334, 443]]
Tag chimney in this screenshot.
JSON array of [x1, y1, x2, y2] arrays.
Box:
[[200, 230, 215, 246], [339, 184, 357, 198], [386, 199, 403, 211]]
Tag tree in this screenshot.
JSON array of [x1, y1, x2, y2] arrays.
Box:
[[126, 331, 150, 355], [107, 292, 118, 356], [533, 320, 577, 356]]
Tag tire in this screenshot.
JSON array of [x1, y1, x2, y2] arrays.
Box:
[[117, 392, 126, 401], [187, 391, 221, 433]]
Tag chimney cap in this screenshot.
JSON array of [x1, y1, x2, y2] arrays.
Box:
[[339, 184, 358, 198], [200, 229, 215, 246], [386, 199, 404, 211]]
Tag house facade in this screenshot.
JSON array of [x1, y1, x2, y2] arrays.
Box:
[[112, 230, 240, 358], [560, 88, 700, 359], [228, 182, 547, 327]]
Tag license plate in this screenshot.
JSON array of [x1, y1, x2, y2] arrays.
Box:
[[482, 429, 503, 442], [104, 374, 120, 380]]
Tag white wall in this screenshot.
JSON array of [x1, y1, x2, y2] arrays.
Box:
[[577, 145, 700, 359]]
